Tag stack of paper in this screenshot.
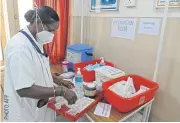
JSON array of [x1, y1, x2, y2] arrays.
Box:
[[94, 102, 112, 118]]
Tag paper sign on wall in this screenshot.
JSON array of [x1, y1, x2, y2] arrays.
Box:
[[111, 18, 137, 40], [138, 18, 161, 36]]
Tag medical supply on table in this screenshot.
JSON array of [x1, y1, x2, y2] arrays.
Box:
[[74, 59, 114, 82], [75, 68, 83, 83], [60, 72, 75, 79], [84, 63, 101, 71], [84, 83, 97, 98], [99, 57, 105, 66], [74, 68, 84, 98], [123, 77, 136, 98], [95, 66, 125, 91], [61, 61, 70, 73], [55, 96, 95, 116], [108, 80, 126, 97], [83, 57, 105, 71], [67, 62, 74, 72], [103, 75, 159, 113], [109, 77, 148, 98], [94, 102, 112, 118], [66, 44, 93, 70], [132, 85, 149, 97], [48, 91, 104, 122]]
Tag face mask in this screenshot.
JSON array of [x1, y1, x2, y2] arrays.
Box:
[[36, 31, 54, 44], [35, 9, 54, 44]]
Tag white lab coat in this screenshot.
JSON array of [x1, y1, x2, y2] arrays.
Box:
[[3, 26, 55, 121]]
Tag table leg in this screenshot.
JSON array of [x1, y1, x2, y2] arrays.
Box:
[[145, 103, 152, 122], [142, 102, 152, 122]]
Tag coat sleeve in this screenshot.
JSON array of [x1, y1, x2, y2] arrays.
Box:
[[9, 46, 36, 91]]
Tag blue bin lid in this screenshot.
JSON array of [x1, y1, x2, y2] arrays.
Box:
[[68, 44, 92, 51]]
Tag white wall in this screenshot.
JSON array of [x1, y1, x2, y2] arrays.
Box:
[[72, 0, 180, 17]]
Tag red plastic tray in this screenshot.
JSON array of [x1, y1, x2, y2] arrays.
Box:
[[48, 92, 103, 121], [74, 59, 114, 82], [103, 74, 159, 113]]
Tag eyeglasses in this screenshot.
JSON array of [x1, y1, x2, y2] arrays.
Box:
[[44, 24, 56, 33]]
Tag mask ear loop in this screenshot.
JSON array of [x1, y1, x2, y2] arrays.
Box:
[[39, 15, 45, 31], [35, 8, 39, 33], [35, 8, 45, 32], [35, 8, 42, 43], [34, 2, 45, 31]]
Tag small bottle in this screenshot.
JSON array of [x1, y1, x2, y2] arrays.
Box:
[[75, 68, 84, 98], [84, 83, 97, 98], [61, 61, 69, 73], [75, 68, 83, 83], [100, 57, 105, 66]]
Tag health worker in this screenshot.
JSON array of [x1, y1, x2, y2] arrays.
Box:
[[3, 6, 77, 122]]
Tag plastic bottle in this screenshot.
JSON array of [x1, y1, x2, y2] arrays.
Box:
[[75, 68, 83, 83], [100, 57, 105, 66], [61, 61, 69, 73], [74, 68, 84, 98]]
